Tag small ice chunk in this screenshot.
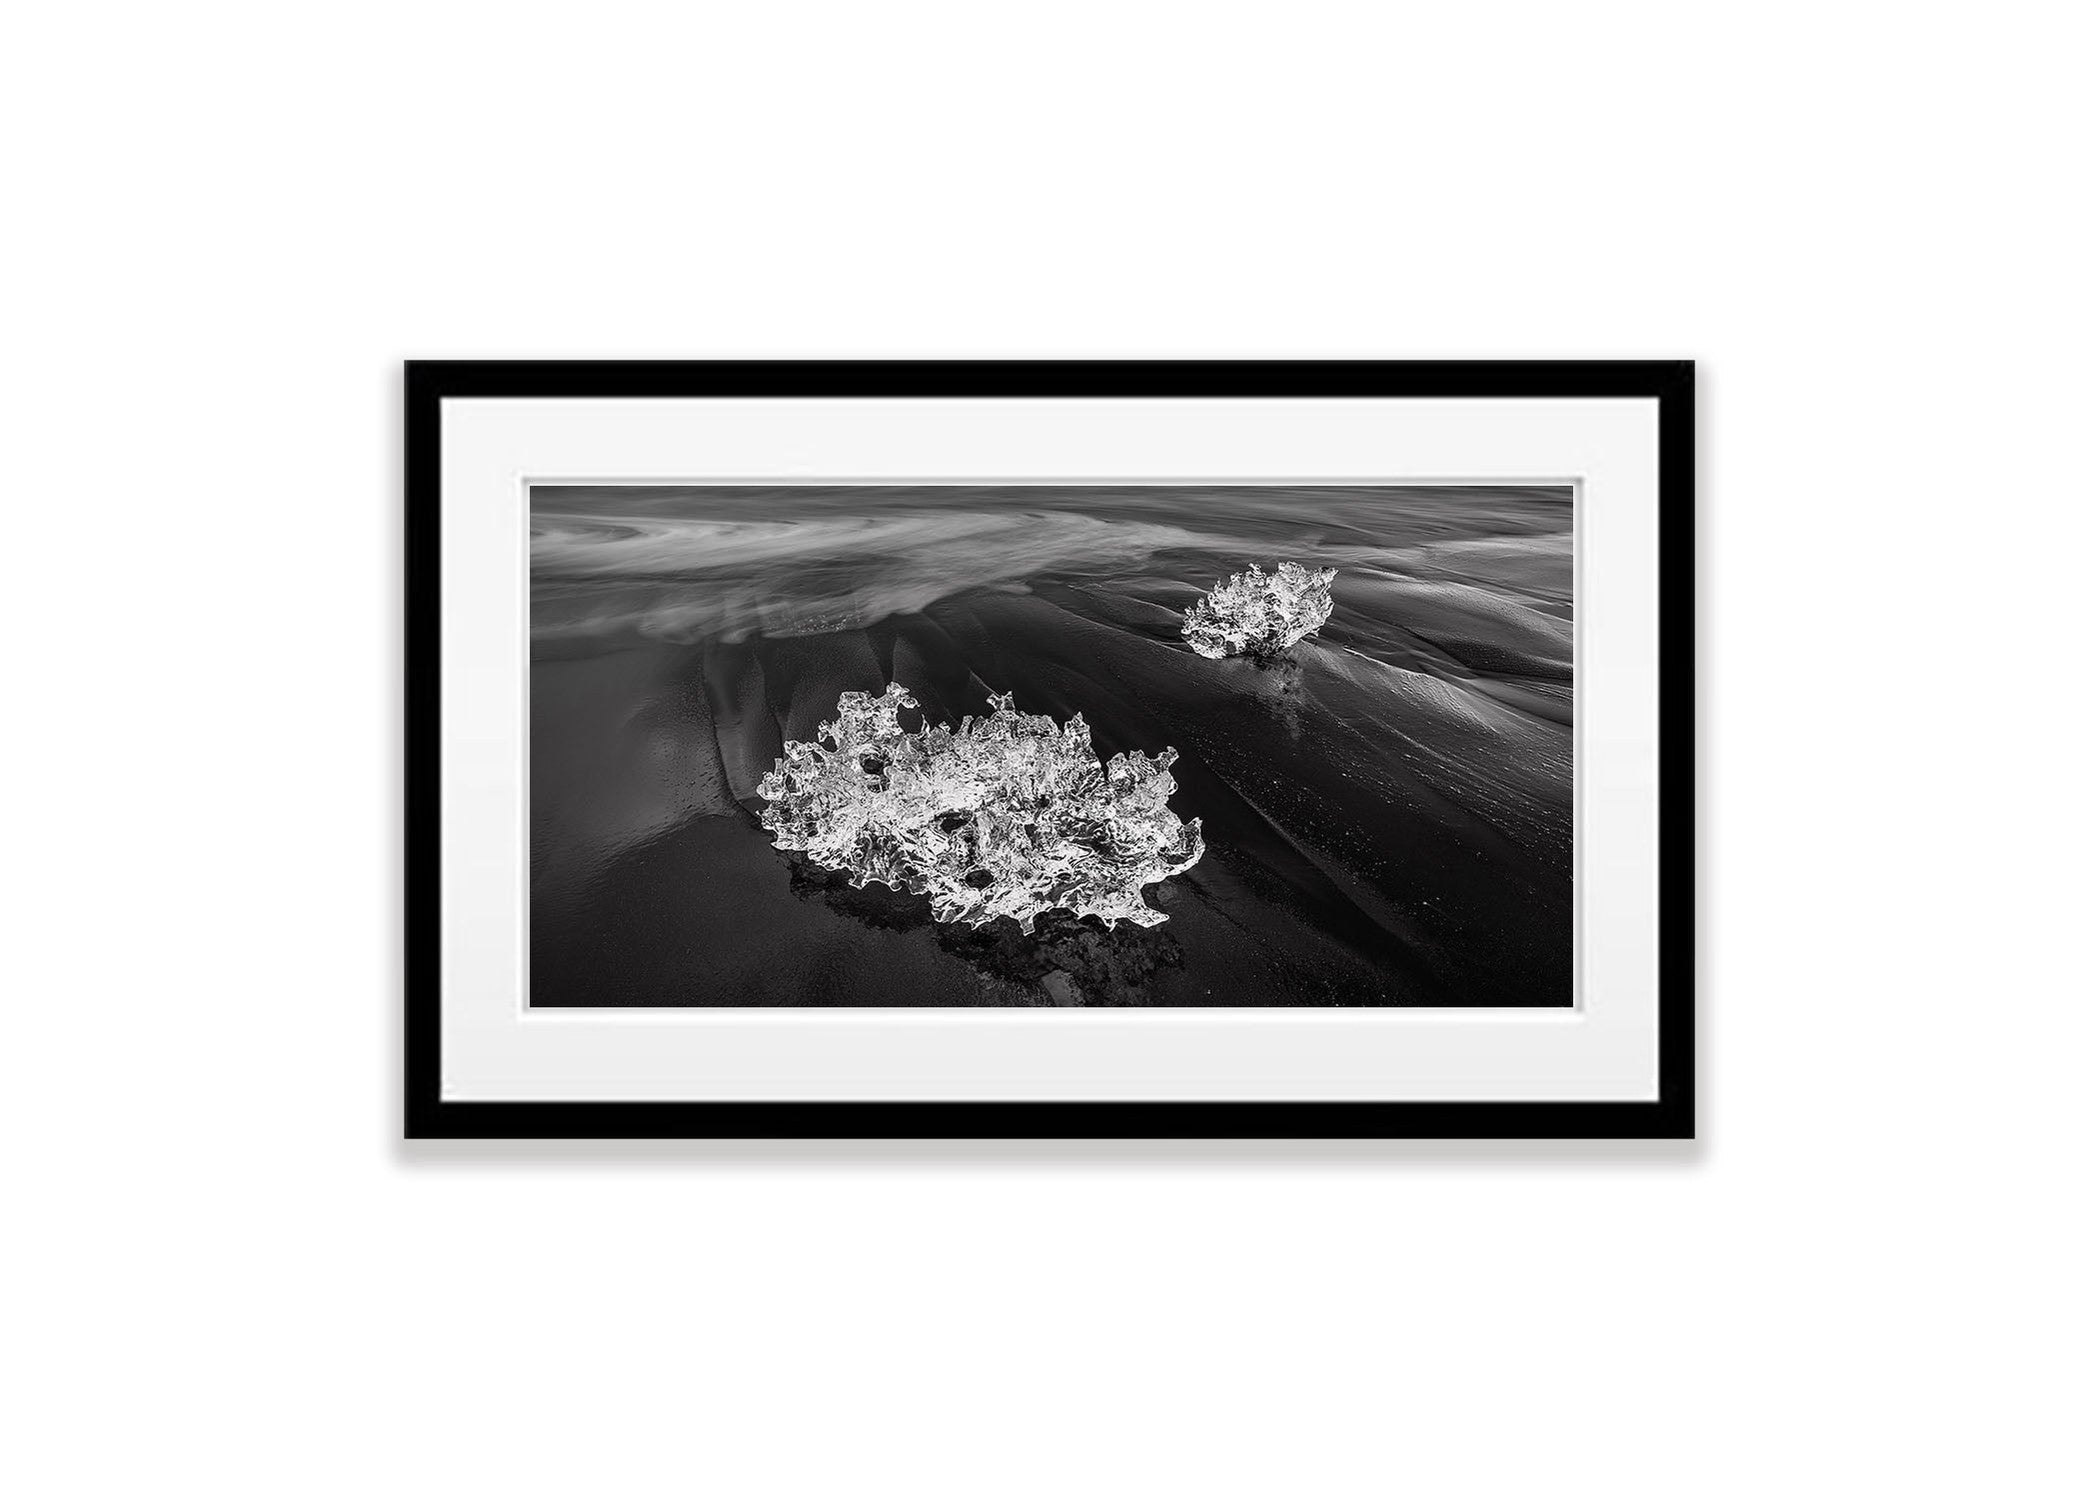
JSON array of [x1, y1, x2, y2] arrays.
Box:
[[1181, 562, 1337, 659], [756, 684, 1205, 930]]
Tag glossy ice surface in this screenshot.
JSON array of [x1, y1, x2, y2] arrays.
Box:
[[757, 683, 1204, 929], [1181, 561, 1338, 659]]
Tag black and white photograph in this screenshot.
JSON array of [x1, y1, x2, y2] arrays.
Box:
[[530, 482, 1574, 1008]]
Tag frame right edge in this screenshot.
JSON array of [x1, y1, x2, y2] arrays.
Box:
[[1654, 360, 1697, 1138]]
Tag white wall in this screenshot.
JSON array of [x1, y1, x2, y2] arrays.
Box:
[[5, 3, 2091, 1495]]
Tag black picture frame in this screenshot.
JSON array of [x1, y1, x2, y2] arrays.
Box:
[[406, 360, 1694, 1139]]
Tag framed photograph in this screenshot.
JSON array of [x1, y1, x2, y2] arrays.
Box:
[[406, 361, 1693, 1138]]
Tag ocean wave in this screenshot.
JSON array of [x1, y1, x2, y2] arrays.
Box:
[[532, 508, 1239, 641]]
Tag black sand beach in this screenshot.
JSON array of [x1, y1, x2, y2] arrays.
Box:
[[529, 485, 1573, 1007]]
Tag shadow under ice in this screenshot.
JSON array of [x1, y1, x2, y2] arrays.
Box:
[[784, 852, 1186, 1007]]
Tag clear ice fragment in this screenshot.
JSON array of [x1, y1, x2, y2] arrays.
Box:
[[756, 684, 1205, 930], [1180, 561, 1337, 659]]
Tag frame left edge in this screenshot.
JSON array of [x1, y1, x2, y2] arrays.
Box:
[[404, 363, 445, 1138]]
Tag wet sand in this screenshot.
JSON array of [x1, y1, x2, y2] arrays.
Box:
[[530, 485, 1572, 1007]]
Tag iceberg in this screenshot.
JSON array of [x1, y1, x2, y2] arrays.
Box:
[[1181, 561, 1337, 659], [757, 684, 1204, 930]]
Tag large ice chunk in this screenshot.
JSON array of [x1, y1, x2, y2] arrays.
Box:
[[1181, 561, 1337, 659], [756, 684, 1205, 930]]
